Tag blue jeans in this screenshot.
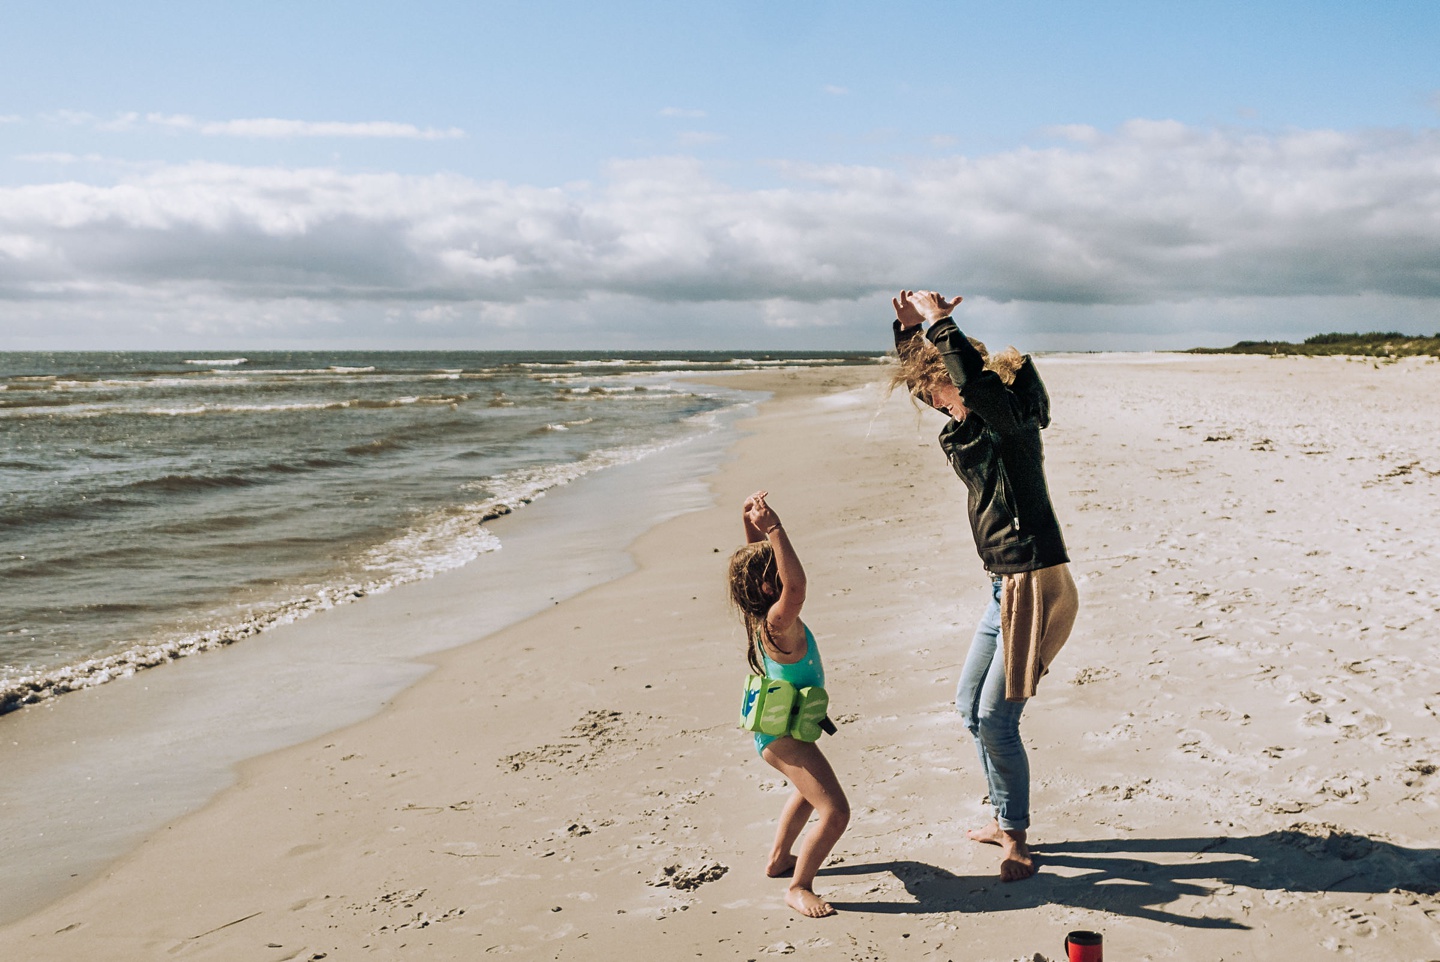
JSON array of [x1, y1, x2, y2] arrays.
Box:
[[955, 577, 1030, 832]]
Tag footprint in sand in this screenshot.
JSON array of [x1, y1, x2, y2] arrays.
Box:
[[1398, 760, 1437, 790], [1071, 666, 1118, 685], [1082, 721, 1136, 744], [1335, 710, 1389, 739], [1263, 796, 1313, 815], [1284, 770, 1370, 805], [1325, 905, 1377, 939], [1318, 773, 1369, 804], [648, 861, 729, 892]]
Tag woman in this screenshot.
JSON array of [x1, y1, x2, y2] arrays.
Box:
[[890, 289, 1078, 882]]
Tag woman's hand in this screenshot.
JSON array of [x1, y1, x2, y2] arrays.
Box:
[[894, 289, 961, 328]]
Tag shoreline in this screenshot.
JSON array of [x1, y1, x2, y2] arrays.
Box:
[[0, 370, 764, 716], [0, 378, 766, 926], [3, 357, 1438, 960]]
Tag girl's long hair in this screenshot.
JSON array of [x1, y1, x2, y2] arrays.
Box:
[[728, 541, 779, 675]]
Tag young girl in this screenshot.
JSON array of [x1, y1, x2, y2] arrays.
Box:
[[728, 490, 850, 919]]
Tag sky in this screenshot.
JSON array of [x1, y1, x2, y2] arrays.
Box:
[[2, 0, 1438, 351]]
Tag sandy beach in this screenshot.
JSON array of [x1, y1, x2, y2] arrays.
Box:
[[2, 356, 1439, 961]]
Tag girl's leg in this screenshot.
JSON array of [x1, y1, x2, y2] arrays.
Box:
[[761, 738, 850, 918], [766, 790, 814, 877]]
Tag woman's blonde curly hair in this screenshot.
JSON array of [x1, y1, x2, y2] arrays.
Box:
[[887, 333, 1025, 406]]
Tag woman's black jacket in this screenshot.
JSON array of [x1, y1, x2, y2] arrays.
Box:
[[894, 318, 1069, 575]]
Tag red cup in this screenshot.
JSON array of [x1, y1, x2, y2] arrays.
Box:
[[1064, 929, 1103, 962]]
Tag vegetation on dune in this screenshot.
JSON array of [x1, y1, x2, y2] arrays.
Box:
[[1189, 332, 1440, 357]]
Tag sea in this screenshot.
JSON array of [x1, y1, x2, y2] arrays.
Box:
[[0, 350, 878, 713]]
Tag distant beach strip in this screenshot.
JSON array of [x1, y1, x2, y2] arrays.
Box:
[[0, 351, 883, 714]]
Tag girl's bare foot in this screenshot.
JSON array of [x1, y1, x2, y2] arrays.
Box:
[[766, 853, 797, 878], [786, 886, 835, 918]]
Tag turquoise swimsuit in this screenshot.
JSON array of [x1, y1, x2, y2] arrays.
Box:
[[754, 624, 825, 756]]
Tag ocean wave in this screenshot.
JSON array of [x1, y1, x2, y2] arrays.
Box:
[[126, 473, 254, 493], [558, 384, 688, 398], [537, 416, 595, 433], [218, 367, 380, 377], [50, 376, 223, 390], [124, 457, 355, 494], [349, 394, 467, 409], [344, 437, 408, 456], [357, 432, 700, 584], [0, 395, 470, 419], [0, 495, 147, 530], [0, 509, 502, 715], [0, 379, 744, 714], [0, 581, 383, 715], [185, 358, 247, 366], [0, 396, 72, 410]]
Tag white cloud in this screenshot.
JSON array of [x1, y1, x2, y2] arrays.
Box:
[[823, 85, 849, 96], [33, 111, 463, 139], [0, 115, 21, 124], [1040, 124, 1102, 144], [2, 122, 1439, 347], [676, 131, 726, 146], [17, 153, 83, 164], [659, 107, 707, 119], [97, 112, 142, 132], [144, 114, 464, 139], [42, 110, 100, 126]]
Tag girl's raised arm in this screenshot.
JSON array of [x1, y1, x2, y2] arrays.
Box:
[[742, 490, 768, 544], [746, 494, 807, 633]]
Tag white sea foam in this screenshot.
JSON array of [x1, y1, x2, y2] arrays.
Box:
[[51, 377, 210, 391], [185, 358, 247, 366]]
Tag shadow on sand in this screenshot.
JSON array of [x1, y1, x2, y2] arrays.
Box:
[[820, 825, 1440, 927]]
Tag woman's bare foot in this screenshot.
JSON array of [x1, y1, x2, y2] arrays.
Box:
[[786, 886, 836, 918], [766, 853, 797, 878], [966, 820, 1006, 846], [967, 821, 1035, 881], [998, 832, 1035, 882]]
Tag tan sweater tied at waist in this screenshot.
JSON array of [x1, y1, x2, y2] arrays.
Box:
[[1001, 563, 1079, 702]]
